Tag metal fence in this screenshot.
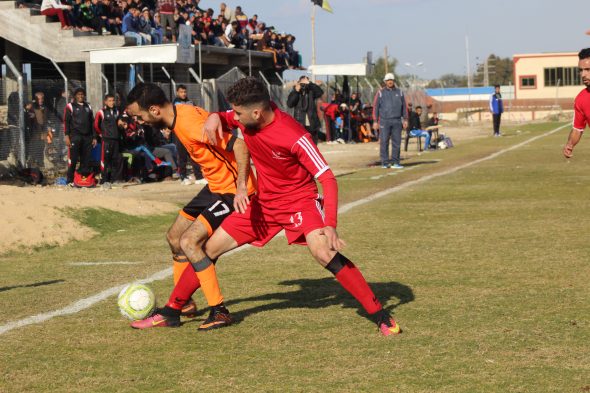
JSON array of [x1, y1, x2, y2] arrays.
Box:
[[2, 65, 405, 176]]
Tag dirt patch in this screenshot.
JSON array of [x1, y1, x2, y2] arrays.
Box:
[[0, 125, 486, 253]]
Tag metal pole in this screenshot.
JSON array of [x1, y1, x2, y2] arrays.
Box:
[[150, 63, 153, 82], [248, 50, 252, 76], [50, 58, 68, 104], [274, 72, 284, 85], [3, 55, 25, 168], [258, 71, 272, 95], [198, 42, 202, 82], [161, 66, 176, 97], [113, 63, 117, 96], [188, 67, 202, 83], [101, 72, 109, 95]]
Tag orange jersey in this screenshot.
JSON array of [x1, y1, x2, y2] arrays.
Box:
[[172, 104, 256, 195]]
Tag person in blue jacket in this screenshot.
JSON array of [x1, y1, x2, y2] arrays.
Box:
[[489, 84, 503, 137]]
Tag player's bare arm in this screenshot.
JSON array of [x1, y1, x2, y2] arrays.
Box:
[[564, 129, 583, 158], [203, 112, 224, 144], [232, 138, 251, 213]]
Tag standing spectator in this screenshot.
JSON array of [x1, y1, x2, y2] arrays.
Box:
[[24, 101, 38, 164], [372, 73, 407, 169], [349, 92, 362, 142], [234, 5, 247, 28], [157, 0, 176, 42], [489, 84, 503, 137], [31, 92, 50, 166], [122, 5, 145, 45], [64, 88, 96, 185], [287, 76, 323, 144], [172, 85, 205, 185], [94, 94, 123, 185], [220, 2, 235, 23], [40, 0, 73, 30]]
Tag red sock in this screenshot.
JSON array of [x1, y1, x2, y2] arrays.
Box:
[[332, 257, 382, 315], [166, 263, 201, 310]]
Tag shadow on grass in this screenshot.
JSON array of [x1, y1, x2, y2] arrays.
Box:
[[223, 277, 414, 325], [0, 279, 65, 293]]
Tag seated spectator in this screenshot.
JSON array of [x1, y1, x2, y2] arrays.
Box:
[[246, 14, 257, 33], [224, 20, 240, 48], [79, 0, 104, 34], [407, 105, 431, 151], [122, 5, 147, 45], [40, 0, 73, 30], [140, 7, 160, 44], [284, 34, 300, 68]]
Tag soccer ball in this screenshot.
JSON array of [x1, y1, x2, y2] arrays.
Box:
[[438, 141, 448, 150], [117, 283, 156, 320]]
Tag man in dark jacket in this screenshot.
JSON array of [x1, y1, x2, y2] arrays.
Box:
[[64, 87, 96, 184], [94, 93, 123, 185], [489, 84, 503, 137], [287, 75, 323, 144], [372, 73, 407, 168]]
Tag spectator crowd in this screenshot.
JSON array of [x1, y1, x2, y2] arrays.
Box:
[[17, 85, 211, 187], [20, 0, 301, 69]]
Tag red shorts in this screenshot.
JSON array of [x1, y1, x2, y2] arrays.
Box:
[[220, 194, 326, 247]]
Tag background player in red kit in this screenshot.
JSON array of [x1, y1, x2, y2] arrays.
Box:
[[156, 77, 401, 336], [563, 48, 590, 158]]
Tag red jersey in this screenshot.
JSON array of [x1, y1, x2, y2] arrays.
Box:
[[218, 106, 330, 209], [573, 87, 590, 131]]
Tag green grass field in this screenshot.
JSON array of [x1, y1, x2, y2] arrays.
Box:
[[1, 122, 589, 392]]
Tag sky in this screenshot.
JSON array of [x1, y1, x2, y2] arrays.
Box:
[[235, 0, 590, 80]]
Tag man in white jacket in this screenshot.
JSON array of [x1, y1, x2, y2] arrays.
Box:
[[40, 0, 72, 30]]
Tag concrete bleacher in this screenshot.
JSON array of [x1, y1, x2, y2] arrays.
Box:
[[0, 0, 126, 62]]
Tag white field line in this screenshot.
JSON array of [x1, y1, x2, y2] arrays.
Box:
[[0, 123, 569, 336], [69, 262, 143, 266]]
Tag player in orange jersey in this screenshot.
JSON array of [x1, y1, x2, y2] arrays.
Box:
[[126, 83, 256, 330]]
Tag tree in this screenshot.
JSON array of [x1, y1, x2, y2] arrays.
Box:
[[426, 73, 468, 88], [473, 54, 514, 86], [368, 56, 399, 81]]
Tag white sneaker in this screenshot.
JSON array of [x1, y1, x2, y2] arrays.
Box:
[[194, 178, 208, 185], [181, 178, 193, 185]]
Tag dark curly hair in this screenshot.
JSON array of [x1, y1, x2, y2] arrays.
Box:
[[226, 77, 271, 108], [127, 82, 169, 110], [579, 48, 590, 60]]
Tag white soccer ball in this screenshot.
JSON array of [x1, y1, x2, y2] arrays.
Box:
[[438, 141, 448, 150], [117, 283, 156, 320]]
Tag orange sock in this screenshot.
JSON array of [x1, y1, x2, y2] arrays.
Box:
[[196, 264, 224, 306], [172, 254, 190, 285]]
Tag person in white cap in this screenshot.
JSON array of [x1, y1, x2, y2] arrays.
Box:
[[372, 73, 408, 168]]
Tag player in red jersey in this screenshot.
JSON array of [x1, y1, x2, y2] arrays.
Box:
[[564, 48, 590, 158], [154, 77, 401, 336]]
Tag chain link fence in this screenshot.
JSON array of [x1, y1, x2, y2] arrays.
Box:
[[0, 65, 338, 177]]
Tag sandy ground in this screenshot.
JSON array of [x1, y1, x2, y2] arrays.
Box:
[[0, 125, 488, 254]]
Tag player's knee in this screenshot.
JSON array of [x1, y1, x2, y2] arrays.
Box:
[[166, 229, 181, 253], [312, 248, 335, 267]]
